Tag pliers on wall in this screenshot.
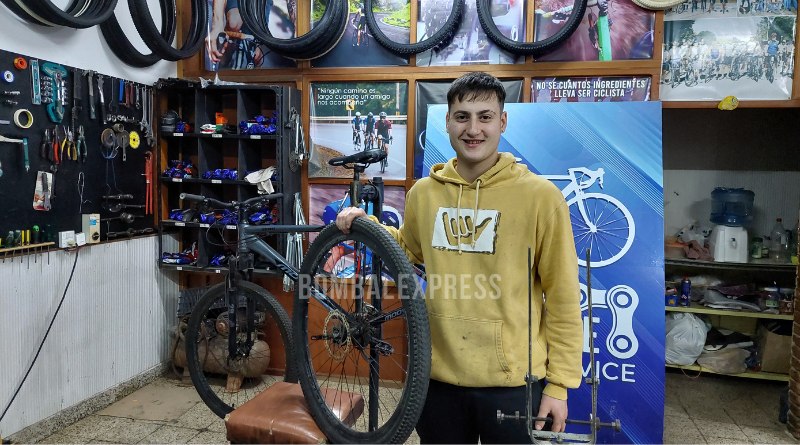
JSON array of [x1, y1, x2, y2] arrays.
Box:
[[76, 125, 87, 163], [40, 128, 51, 160], [61, 126, 76, 161]]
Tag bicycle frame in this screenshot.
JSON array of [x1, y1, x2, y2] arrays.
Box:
[[205, 154, 395, 333], [596, 0, 612, 61], [545, 170, 603, 232]]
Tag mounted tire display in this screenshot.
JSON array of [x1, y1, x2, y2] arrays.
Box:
[[239, 0, 349, 60], [365, 0, 465, 56], [2, 0, 119, 28], [129, 0, 207, 61], [99, 0, 176, 67], [476, 0, 588, 57]]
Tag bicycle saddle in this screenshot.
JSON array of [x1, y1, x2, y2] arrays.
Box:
[[328, 149, 386, 167]]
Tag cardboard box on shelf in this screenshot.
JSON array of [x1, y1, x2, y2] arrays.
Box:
[[758, 324, 791, 374]]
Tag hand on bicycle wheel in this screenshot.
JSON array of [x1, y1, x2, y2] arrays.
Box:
[[294, 219, 431, 443]]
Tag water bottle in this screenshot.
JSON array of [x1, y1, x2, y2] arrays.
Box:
[[679, 278, 691, 307], [770, 218, 789, 262]]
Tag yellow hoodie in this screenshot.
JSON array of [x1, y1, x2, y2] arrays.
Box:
[[381, 152, 582, 400]]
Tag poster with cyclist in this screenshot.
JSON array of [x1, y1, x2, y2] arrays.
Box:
[[660, 16, 795, 100], [203, 0, 297, 70], [309, 81, 408, 180], [310, 1, 410, 67], [533, 0, 656, 61], [531, 76, 651, 101], [423, 101, 665, 444], [416, 0, 526, 66]]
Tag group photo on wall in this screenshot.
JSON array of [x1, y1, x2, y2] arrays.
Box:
[[660, 15, 796, 100]]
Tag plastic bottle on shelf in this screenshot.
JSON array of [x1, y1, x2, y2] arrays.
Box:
[[769, 218, 788, 262]]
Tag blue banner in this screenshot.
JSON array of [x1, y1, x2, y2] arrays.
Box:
[[424, 102, 665, 444]]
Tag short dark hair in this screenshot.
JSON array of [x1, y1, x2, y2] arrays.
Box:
[[447, 72, 506, 109]]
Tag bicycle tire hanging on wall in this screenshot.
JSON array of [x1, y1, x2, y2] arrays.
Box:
[[365, 0, 465, 56], [476, 0, 588, 56], [99, 0, 177, 67], [0, 0, 118, 28], [238, 0, 348, 60], [129, 0, 207, 61]]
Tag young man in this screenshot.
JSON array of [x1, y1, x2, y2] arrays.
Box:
[[336, 72, 582, 444]]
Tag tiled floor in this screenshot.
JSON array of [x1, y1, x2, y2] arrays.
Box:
[[30, 370, 797, 444]]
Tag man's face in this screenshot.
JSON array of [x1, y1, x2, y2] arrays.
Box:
[[446, 94, 507, 174]]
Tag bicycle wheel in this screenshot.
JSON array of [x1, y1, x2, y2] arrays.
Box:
[[184, 281, 296, 418], [568, 193, 635, 268], [294, 219, 431, 444]]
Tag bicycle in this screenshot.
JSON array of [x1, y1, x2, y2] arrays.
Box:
[[180, 148, 430, 444], [352, 21, 370, 47], [352, 127, 362, 150], [541, 167, 635, 268], [364, 129, 375, 150], [376, 134, 391, 173]]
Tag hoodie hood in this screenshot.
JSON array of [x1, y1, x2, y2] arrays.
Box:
[[429, 152, 524, 188], [428, 152, 526, 253]]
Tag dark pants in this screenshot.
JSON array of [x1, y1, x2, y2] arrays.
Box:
[[415, 379, 545, 444]]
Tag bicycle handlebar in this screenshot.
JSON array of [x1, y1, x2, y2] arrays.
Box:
[[180, 192, 283, 209]]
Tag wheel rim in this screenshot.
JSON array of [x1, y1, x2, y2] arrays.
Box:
[[570, 193, 635, 267]]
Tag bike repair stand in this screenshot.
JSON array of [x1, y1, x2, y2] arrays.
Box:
[[496, 249, 621, 444]]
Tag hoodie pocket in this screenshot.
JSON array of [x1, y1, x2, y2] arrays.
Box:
[[429, 312, 512, 378]]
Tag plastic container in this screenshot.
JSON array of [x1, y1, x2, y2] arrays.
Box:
[[769, 218, 789, 262], [751, 237, 763, 259], [710, 188, 755, 227]]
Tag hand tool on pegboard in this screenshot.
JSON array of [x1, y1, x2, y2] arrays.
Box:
[[71, 68, 82, 134], [41, 62, 68, 123], [143, 151, 153, 215], [0, 134, 29, 173], [84, 70, 96, 119], [97, 74, 106, 123]]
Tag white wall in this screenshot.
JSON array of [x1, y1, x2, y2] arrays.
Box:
[[0, 1, 180, 437], [0, 1, 177, 83], [0, 237, 180, 438], [664, 169, 800, 240]]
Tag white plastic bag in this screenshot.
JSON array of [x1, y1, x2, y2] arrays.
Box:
[[665, 312, 708, 365]]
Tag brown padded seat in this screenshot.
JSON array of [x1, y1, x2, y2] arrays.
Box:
[[225, 382, 364, 444]]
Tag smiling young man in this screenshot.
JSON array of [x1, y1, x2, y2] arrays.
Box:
[[336, 71, 582, 444]]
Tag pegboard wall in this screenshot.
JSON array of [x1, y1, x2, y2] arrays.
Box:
[[0, 48, 156, 244]]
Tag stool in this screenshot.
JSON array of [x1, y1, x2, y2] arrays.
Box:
[[225, 382, 364, 444]]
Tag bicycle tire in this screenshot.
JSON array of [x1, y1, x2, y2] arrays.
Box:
[[13, 0, 117, 28], [239, 0, 348, 60], [365, 0, 464, 56], [185, 281, 297, 418], [477, 0, 587, 57], [129, 0, 207, 61], [294, 219, 430, 444], [99, 0, 176, 67], [0, 0, 51, 25]]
